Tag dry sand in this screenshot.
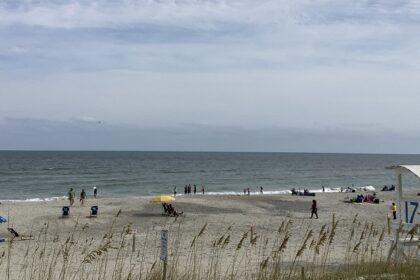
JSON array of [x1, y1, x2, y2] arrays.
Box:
[[0, 191, 407, 278]]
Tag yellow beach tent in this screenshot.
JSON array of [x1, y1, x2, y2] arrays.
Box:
[[149, 195, 175, 203]]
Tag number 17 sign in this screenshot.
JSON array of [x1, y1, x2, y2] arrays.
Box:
[[403, 200, 419, 224]]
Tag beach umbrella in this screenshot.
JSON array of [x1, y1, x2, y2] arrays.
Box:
[[149, 195, 175, 203], [0, 216, 7, 224]]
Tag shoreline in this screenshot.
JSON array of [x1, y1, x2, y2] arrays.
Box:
[[0, 185, 406, 203]]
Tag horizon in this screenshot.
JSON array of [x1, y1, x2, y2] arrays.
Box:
[[1, 149, 420, 156]]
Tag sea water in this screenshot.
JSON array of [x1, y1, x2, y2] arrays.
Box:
[[0, 151, 419, 201]]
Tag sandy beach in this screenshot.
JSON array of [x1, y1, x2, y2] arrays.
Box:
[[0, 190, 409, 279]]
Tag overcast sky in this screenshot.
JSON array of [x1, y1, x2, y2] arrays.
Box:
[[1, 1, 420, 153]]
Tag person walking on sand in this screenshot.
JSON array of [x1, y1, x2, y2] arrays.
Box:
[[247, 188, 250, 196], [260, 186, 263, 194], [68, 188, 75, 206], [80, 189, 86, 206], [310, 200, 318, 219], [391, 202, 397, 220], [93, 186, 97, 198]]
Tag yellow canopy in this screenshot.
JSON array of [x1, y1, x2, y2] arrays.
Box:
[[149, 195, 175, 203]]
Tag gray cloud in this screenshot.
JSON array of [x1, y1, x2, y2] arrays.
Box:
[[1, 1, 420, 152], [1, 118, 420, 153]]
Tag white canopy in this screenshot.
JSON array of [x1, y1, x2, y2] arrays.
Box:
[[387, 165, 420, 179]]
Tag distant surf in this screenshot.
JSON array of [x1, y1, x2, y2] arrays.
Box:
[[0, 151, 416, 200]]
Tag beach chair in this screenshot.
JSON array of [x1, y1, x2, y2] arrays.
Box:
[[90, 206, 98, 217], [162, 203, 170, 216], [7, 228, 34, 241], [62, 206, 70, 218]]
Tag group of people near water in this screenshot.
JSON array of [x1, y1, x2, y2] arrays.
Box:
[[173, 184, 205, 196], [67, 186, 97, 206], [243, 186, 264, 195], [348, 192, 379, 204]]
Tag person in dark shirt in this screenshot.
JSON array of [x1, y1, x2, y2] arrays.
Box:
[[80, 189, 86, 206], [311, 200, 318, 219]]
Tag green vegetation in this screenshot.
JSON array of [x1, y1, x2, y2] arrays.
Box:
[[0, 213, 418, 279]]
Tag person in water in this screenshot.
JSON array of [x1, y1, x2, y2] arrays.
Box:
[[310, 200, 318, 219]]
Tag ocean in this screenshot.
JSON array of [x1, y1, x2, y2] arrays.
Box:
[[0, 151, 419, 201]]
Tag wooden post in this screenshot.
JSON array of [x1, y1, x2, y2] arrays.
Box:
[[397, 173, 402, 222], [161, 229, 168, 280], [163, 260, 167, 280], [132, 231, 136, 253]]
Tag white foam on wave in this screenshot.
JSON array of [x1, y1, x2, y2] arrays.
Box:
[[148, 186, 378, 198], [181, 190, 292, 196], [359, 185, 376, 191], [1, 196, 67, 203], [287, 185, 376, 193], [2, 185, 378, 203], [311, 188, 341, 193]]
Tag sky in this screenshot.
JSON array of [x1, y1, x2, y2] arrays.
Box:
[[1, 0, 420, 153]]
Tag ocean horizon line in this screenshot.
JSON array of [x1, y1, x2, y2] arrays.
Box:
[[0, 149, 419, 156]]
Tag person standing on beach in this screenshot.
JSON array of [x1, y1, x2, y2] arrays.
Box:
[[173, 186, 177, 197], [201, 185, 205, 195], [80, 189, 86, 206], [247, 188, 250, 196], [260, 186, 263, 194], [310, 200, 318, 219], [391, 202, 397, 220], [93, 186, 97, 198], [68, 188, 75, 206], [193, 184, 197, 194], [184, 185, 187, 195]]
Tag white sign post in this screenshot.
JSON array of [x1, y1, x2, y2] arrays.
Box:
[[160, 230, 168, 280], [403, 200, 420, 224], [387, 165, 420, 260]]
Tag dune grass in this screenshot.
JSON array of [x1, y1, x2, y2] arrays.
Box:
[[0, 212, 418, 280]]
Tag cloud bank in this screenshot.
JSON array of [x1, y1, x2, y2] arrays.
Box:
[[1, 1, 420, 152], [2, 117, 420, 153]]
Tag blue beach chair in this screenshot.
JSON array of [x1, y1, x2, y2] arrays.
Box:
[[90, 206, 98, 217], [62, 206, 70, 218], [0, 216, 7, 224]]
